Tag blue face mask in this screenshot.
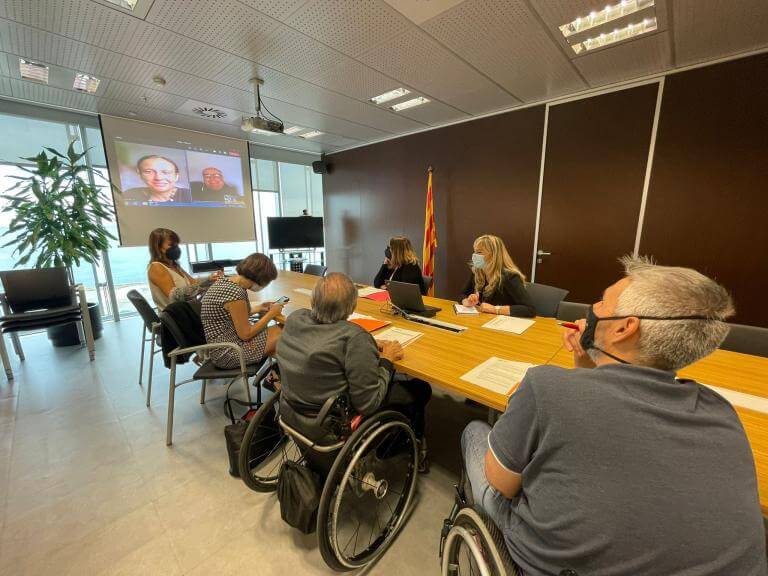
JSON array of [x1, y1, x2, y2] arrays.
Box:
[[471, 253, 485, 269]]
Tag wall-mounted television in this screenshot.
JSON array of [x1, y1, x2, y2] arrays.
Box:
[[267, 216, 324, 249]]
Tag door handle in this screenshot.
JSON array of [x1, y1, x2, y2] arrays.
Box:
[[536, 250, 551, 264]]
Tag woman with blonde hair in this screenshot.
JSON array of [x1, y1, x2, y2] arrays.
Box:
[[373, 236, 427, 295], [460, 234, 535, 317]]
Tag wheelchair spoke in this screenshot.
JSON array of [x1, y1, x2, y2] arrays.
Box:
[[349, 474, 403, 497], [342, 521, 361, 556]]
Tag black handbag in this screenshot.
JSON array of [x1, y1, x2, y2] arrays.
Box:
[[277, 460, 322, 534]]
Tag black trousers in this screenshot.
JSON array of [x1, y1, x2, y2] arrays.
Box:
[[383, 377, 432, 439]]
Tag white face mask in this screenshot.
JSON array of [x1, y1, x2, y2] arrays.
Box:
[[471, 253, 486, 269], [248, 283, 263, 293]]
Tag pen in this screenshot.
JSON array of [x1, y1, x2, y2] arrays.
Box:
[[558, 322, 580, 330]]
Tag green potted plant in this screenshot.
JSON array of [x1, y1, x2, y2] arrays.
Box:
[[1, 142, 116, 345]]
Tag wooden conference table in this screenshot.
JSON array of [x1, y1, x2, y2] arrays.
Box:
[[258, 271, 768, 512]]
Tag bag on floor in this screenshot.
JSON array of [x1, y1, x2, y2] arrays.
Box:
[[277, 460, 321, 534], [223, 391, 260, 478]]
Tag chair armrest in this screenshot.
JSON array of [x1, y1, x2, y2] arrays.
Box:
[[167, 342, 247, 374]]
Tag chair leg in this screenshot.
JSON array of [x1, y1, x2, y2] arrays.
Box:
[[138, 326, 147, 387], [146, 331, 156, 408], [77, 285, 95, 361], [242, 371, 252, 405], [200, 379, 207, 404], [0, 334, 13, 380], [166, 358, 177, 446], [9, 332, 24, 361]]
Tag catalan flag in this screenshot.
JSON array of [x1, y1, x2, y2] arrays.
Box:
[[422, 167, 437, 296]]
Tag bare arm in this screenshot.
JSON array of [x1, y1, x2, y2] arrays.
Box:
[[148, 262, 176, 298], [223, 299, 283, 341], [484, 448, 522, 499]]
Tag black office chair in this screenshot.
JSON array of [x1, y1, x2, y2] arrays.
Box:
[[126, 289, 162, 406], [720, 323, 768, 358], [526, 282, 569, 318], [0, 268, 95, 380], [422, 275, 433, 295], [556, 301, 590, 323], [190, 259, 242, 273], [303, 263, 327, 277], [159, 300, 274, 445]]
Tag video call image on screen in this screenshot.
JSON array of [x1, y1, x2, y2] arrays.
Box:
[[114, 140, 246, 208]]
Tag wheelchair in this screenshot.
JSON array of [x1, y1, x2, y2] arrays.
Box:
[[238, 388, 419, 571]]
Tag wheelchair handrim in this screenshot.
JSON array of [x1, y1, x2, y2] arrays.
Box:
[[441, 525, 493, 576], [329, 419, 418, 569]]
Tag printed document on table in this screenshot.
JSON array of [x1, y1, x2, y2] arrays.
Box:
[[482, 316, 535, 335], [453, 304, 479, 315], [374, 327, 423, 347], [460, 357, 535, 395], [358, 286, 386, 297], [293, 288, 313, 296]]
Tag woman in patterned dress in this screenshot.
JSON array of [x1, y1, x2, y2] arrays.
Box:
[[201, 253, 283, 369]]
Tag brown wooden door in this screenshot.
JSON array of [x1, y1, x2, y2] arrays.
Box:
[[534, 83, 659, 303]]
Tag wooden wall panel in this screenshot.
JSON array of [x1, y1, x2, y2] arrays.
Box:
[[640, 53, 768, 326]]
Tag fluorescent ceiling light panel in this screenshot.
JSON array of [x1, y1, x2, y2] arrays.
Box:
[[370, 88, 410, 105], [102, 0, 139, 9], [283, 126, 304, 135], [571, 17, 657, 54], [19, 59, 49, 83], [560, 0, 655, 38], [390, 97, 430, 112], [300, 131, 324, 139], [73, 73, 101, 94]]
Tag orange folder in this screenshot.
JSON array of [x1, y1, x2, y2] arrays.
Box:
[[349, 317, 391, 333]]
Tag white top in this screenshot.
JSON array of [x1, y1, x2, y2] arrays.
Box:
[[148, 262, 191, 311]]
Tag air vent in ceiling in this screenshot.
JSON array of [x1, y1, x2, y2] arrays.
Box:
[[192, 106, 229, 119]]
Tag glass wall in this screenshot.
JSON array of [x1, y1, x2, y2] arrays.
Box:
[[0, 105, 323, 321]]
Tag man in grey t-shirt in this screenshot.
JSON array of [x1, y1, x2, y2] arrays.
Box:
[[462, 256, 766, 575]]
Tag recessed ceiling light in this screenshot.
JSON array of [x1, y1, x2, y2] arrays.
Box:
[[19, 59, 49, 83], [390, 97, 430, 112], [571, 17, 657, 54], [73, 73, 101, 94], [102, 0, 139, 10], [152, 75, 166, 86], [370, 88, 410, 105], [300, 131, 323, 139], [560, 0, 655, 38], [283, 126, 304, 135]]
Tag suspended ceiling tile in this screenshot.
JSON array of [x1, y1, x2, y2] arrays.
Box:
[[145, 0, 279, 61], [673, 0, 768, 66], [383, 0, 467, 25], [286, 0, 410, 58], [360, 27, 518, 114], [303, 57, 403, 104], [238, 0, 309, 21], [423, 0, 587, 102], [102, 79, 188, 111], [0, 53, 11, 76], [252, 25, 343, 80], [572, 32, 671, 86], [9, 77, 98, 111], [0, 76, 12, 95], [391, 99, 469, 126]]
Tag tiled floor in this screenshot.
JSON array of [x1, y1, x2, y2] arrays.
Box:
[[0, 317, 488, 575]]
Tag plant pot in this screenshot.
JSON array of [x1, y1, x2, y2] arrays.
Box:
[[47, 302, 103, 347]]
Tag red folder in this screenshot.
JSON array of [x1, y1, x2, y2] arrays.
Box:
[[364, 291, 390, 302]]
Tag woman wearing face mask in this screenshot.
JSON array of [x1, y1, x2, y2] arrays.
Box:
[[200, 253, 283, 369], [147, 228, 221, 311], [373, 236, 427, 295], [460, 234, 535, 317]]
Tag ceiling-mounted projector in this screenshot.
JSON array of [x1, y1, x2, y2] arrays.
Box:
[[241, 115, 283, 135], [241, 77, 284, 136]]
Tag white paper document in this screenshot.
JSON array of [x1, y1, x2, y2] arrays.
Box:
[[348, 312, 376, 321], [453, 304, 479, 315], [293, 288, 313, 296], [460, 357, 536, 395], [358, 286, 386, 297], [374, 327, 423, 348], [482, 315, 535, 335]]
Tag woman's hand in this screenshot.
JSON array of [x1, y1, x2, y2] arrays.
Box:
[[208, 269, 224, 282], [264, 303, 284, 320], [478, 303, 497, 314], [462, 293, 480, 307], [562, 319, 596, 369]]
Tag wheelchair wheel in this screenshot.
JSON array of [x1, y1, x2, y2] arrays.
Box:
[[317, 411, 418, 571], [238, 389, 302, 492], [441, 506, 518, 576]]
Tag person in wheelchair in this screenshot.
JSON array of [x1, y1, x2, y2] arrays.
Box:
[[460, 257, 766, 575], [277, 272, 432, 470]]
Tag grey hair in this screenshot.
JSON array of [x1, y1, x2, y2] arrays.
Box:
[[614, 255, 735, 371], [310, 272, 357, 324]]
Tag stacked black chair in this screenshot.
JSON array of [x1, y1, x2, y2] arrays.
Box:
[[0, 268, 95, 380], [126, 289, 162, 406], [526, 282, 569, 318]]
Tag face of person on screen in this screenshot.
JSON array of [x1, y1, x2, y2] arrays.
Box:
[[137, 157, 179, 196], [202, 168, 225, 191]]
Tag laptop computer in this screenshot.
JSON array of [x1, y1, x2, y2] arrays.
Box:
[[387, 281, 441, 318]]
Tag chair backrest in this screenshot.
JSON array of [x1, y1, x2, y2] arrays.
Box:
[[0, 267, 74, 313], [126, 289, 160, 330], [720, 323, 768, 358], [159, 299, 206, 353], [422, 275, 433, 294], [191, 259, 242, 273], [556, 301, 590, 322], [525, 282, 569, 318], [304, 264, 327, 277]]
